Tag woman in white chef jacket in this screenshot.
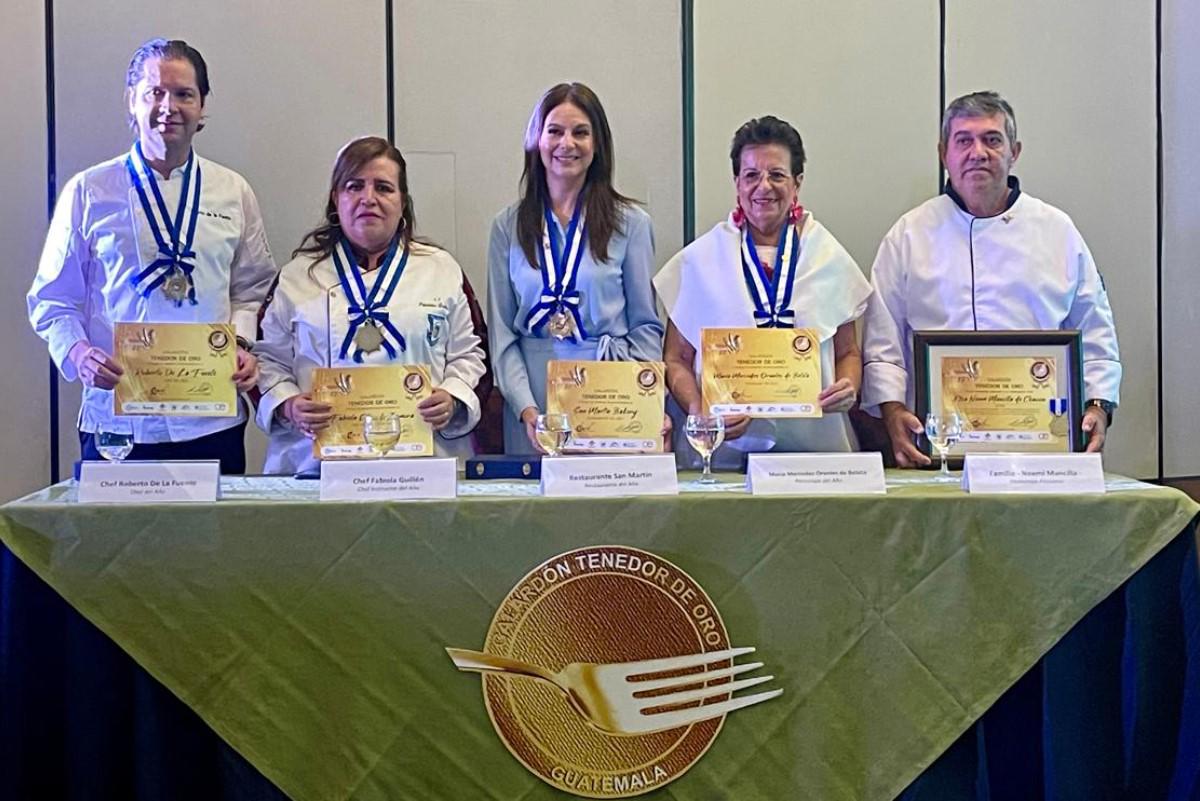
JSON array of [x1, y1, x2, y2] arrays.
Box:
[[255, 136, 486, 473]]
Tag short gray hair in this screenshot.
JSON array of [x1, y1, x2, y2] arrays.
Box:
[[940, 91, 1017, 146]]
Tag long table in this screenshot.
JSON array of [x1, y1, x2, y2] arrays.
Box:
[[1, 473, 1197, 800]]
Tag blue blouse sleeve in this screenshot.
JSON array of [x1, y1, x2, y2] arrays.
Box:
[[619, 207, 664, 361], [486, 209, 539, 415]]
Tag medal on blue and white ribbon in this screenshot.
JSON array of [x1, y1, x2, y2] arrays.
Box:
[[740, 222, 800, 328], [125, 142, 202, 306], [332, 237, 410, 363], [1048, 396, 1070, 438], [524, 199, 587, 341]]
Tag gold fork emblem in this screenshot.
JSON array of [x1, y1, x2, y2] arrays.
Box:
[[446, 646, 780, 736]]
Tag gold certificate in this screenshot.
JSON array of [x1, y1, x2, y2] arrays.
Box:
[[113, 322, 238, 416], [311, 365, 435, 459], [700, 327, 823, 418], [546, 360, 665, 453], [941, 356, 1069, 448]]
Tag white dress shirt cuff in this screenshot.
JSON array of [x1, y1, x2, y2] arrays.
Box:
[[437, 376, 481, 440], [860, 361, 910, 417], [257, 379, 302, 433]]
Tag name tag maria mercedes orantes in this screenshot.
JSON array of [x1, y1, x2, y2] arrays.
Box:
[[113, 322, 237, 416], [700, 327, 823, 417], [310, 365, 434, 460], [546, 360, 666, 453]]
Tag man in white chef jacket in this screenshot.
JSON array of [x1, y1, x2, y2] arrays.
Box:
[[861, 90, 1121, 467]]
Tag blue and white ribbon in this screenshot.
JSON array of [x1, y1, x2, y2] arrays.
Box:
[[740, 223, 800, 328], [524, 198, 588, 342], [1049, 397, 1069, 416], [332, 236, 410, 363], [125, 142, 202, 306]]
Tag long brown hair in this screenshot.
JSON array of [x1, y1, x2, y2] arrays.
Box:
[[293, 136, 416, 260], [516, 83, 636, 269]]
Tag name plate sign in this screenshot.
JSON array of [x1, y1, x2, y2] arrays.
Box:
[[540, 455, 678, 498], [320, 457, 457, 501], [962, 453, 1105, 494], [78, 461, 219, 503], [746, 453, 886, 495]]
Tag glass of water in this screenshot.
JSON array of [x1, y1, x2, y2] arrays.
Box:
[[685, 414, 726, 484], [925, 411, 963, 479], [362, 413, 403, 457], [96, 418, 135, 462], [535, 413, 573, 457]]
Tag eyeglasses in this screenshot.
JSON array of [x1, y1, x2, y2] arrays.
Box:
[[737, 169, 798, 187]]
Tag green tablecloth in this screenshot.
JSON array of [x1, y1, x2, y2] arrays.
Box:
[[2, 473, 1196, 801]]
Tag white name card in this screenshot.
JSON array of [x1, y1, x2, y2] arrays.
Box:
[[320, 457, 458, 501], [78, 460, 220, 503], [746, 452, 886, 495], [541, 455, 678, 498], [962, 453, 1105, 494]]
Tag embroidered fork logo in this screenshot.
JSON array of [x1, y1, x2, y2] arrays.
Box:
[[446, 545, 782, 798]]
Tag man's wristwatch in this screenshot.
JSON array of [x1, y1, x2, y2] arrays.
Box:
[[236, 335, 254, 352], [1085, 399, 1115, 427]]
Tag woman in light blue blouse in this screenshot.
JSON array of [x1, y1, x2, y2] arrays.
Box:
[[487, 82, 663, 454]]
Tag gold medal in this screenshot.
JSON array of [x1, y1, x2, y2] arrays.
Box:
[[547, 310, 575, 340], [162, 269, 189, 303], [1049, 414, 1070, 438], [354, 322, 384, 353]]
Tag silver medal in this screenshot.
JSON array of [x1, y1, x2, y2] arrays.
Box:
[[162, 269, 189, 303], [548, 310, 575, 340], [354, 322, 384, 353]]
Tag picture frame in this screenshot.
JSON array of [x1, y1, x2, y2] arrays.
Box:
[[912, 330, 1085, 468]]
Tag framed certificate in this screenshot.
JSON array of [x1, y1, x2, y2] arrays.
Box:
[[700, 327, 823, 418], [310, 365, 435, 459], [113, 322, 238, 416], [546, 360, 665, 453], [912, 330, 1085, 464]]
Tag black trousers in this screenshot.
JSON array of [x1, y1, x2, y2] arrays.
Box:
[[79, 419, 248, 475]]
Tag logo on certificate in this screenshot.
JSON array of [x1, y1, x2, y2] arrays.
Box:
[[207, 330, 231, 352], [636, 368, 658, 392], [790, 334, 813, 355], [1029, 359, 1052, 384], [446, 546, 780, 797], [403, 370, 425, 395]]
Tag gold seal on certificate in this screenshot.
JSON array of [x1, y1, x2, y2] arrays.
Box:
[[310, 365, 434, 459], [113, 322, 237, 416], [546, 360, 665, 452], [941, 356, 1068, 449], [700, 327, 823, 417]]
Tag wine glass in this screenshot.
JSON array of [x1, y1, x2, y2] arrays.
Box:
[[535, 413, 572, 457], [96, 418, 135, 462], [362, 413, 403, 457], [685, 414, 726, 484], [925, 411, 963, 480]]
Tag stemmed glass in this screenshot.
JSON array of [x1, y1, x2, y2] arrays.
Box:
[[96, 418, 135, 462], [362, 413, 403, 457], [685, 414, 726, 484], [535, 413, 573, 457], [925, 411, 963, 480]]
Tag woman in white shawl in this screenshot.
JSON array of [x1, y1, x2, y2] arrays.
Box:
[[655, 116, 872, 466]]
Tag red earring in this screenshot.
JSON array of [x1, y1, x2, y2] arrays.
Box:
[[732, 204, 746, 227], [788, 200, 804, 224]]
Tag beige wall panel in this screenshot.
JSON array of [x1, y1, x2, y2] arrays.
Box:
[[694, 1, 941, 272], [1162, 0, 1200, 478], [0, 1, 50, 500], [946, 1, 1158, 477], [392, 0, 684, 296], [53, 0, 387, 473]]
